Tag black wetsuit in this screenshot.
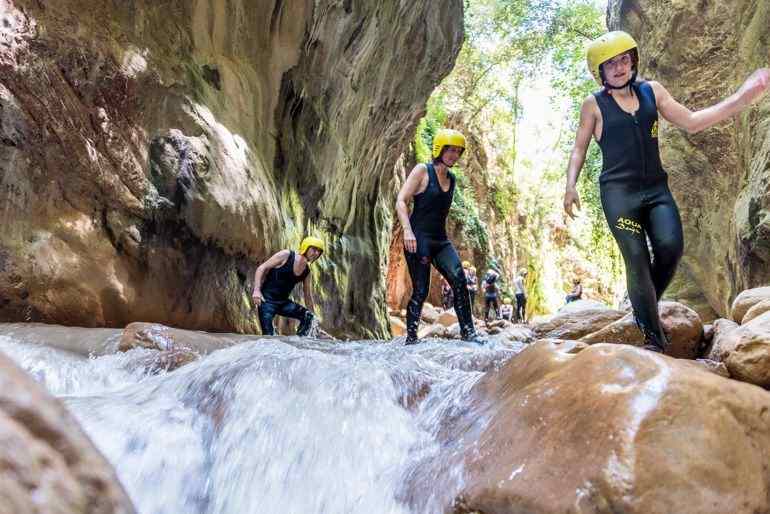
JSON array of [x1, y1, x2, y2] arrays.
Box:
[[405, 163, 476, 341], [258, 251, 314, 336], [594, 80, 684, 349]]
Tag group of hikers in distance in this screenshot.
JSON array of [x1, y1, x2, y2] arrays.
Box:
[[252, 31, 770, 352]]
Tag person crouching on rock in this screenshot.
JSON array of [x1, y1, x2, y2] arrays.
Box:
[[395, 128, 484, 345], [251, 236, 324, 336], [563, 31, 769, 353]]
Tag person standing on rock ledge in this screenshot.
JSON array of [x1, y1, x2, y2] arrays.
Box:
[[563, 31, 770, 353], [395, 128, 484, 345], [251, 237, 325, 337]]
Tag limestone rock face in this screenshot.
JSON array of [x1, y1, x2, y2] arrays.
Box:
[[455, 341, 770, 514], [609, 1, 770, 319], [0, 0, 463, 338], [0, 351, 135, 514]]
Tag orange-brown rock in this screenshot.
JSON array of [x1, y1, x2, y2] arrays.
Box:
[[533, 307, 626, 340], [742, 299, 770, 325], [0, 323, 122, 356], [731, 287, 770, 324], [119, 322, 250, 368], [421, 303, 441, 324], [390, 317, 407, 337], [580, 301, 703, 359], [0, 351, 135, 514], [437, 309, 459, 328], [454, 341, 770, 514], [704, 318, 740, 361], [714, 312, 770, 388]]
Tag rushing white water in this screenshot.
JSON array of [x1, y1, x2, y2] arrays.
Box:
[[0, 332, 524, 514]]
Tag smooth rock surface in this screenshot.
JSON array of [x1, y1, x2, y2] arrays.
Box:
[[533, 307, 626, 340], [454, 341, 770, 514], [0, 351, 135, 514], [580, 301, 703, 359]]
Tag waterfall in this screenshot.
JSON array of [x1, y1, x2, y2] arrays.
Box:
[[0, 331, 524, 514]]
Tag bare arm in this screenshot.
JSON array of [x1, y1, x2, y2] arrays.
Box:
[[652, 68, 770, 134], [564, 95, 598, 219], [395, 164, 428, 253], [251, 250, 290, 307], [302, 278, 314, 313]]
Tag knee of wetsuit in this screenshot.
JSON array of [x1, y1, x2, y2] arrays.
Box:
[[655, 236, 684, 264], [297, 311, 314, 336]]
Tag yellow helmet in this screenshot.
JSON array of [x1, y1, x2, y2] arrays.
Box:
[[470, 266, 476, 272], [503, 297, 512, 305], [431, 128, 466, 159], [586, 31, 638, 84], [462, 260, 471, 268], [299, 236, 325, 255]]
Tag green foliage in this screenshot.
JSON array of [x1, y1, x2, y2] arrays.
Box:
[[449, 167, 490, 251]]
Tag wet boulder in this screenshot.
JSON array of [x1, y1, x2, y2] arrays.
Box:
[[0, 352, 135, 514], [119, 322, 251, 370], [742, 299, 770, 325], [421, 303, 441, 324], [390, 317, 407, 337], [714, 312, 770, 388], [556, 298, 612, 314], [704, 318, 740, 361], [437, 309, 459, 328], [454, 341, 770, 514], [533, 307, 626, 340], [731, 287, 770, 324], [580, 301, 703, 359]]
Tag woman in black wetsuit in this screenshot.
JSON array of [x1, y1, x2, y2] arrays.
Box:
[[564, 31, 769, 352], [395, 128, 483, 344]]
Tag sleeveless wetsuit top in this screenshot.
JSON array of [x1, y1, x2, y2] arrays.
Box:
[[262, 251, 309, 301], [408, 163, 455, 239], [593, 81, 667, 187]]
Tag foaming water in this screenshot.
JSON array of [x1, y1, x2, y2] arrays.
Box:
[[1, 330, 523, 514]]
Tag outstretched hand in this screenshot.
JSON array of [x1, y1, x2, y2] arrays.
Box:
[[563, 188, 581, 219], [738, 68, 770, 107]]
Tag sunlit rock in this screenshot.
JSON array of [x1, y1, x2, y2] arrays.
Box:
[[556, 298, 610, 314], [119, 322, 251, 370], [581, 301, 703, 359], [0, 352, 135, 514], [533, 307, 626, 341], [731, 287, 770, 324], [390, 317, 407, 337], [437, 309, 459, 328], [714, 312, 770, 388], [741, 298, 770, 325], [421, 303, 441, 324], [454, 341, 770, 514]]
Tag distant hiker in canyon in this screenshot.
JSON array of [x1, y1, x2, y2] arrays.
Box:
[[396, 128, 484, 344], [500, 297, 514, 321], [565, 278, 583, 304], [463, 261, 478, 314], [563, 30, 770, 353], [514, 269, 528, 323], [251, 237, 325, 337], [482, 269, 501, 322]]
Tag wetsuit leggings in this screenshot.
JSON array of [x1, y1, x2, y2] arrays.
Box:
[[515, 294, 526, 323], [405, 238, 474, 339], [601, 181, 683, 347], [484, 296, 499, 321], [258, 300, 313, 336]]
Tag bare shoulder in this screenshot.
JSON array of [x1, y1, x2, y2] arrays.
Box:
[[582, 93, 600, 115], [266, 249, 291, 265], [407, 162, 428, 179]]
